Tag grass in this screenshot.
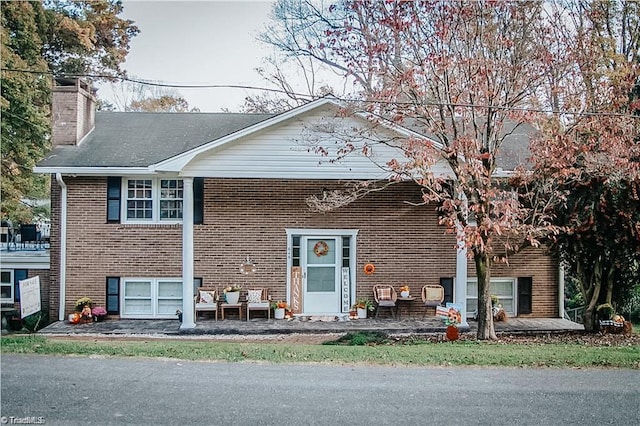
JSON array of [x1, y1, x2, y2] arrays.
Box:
[[2, 334, 639, 369]]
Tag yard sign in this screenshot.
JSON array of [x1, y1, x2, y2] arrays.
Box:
[[19, 276, 41, 318]]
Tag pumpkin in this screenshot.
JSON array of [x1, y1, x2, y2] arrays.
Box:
[[69, 313, 81, 324]]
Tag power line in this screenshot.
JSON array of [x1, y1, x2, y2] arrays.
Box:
[[2, 67, 639, 119]]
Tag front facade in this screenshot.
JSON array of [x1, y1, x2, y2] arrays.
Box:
[[37, 79, 562, 328]]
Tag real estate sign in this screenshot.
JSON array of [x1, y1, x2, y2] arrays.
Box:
[[19, 276, 41, 318]]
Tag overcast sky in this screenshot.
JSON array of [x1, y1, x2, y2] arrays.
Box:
[[97, 0, 278, 112]]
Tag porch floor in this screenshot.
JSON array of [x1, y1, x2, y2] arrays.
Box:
[[38, 316, 584, 338]]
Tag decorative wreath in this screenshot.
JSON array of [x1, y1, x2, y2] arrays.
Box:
[[363, 263, 376, 275], [313, 241, 329, 257]]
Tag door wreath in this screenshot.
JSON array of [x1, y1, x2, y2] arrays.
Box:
[[313, 241, 329, 256]]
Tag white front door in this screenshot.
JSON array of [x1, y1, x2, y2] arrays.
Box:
[[303, 236, 341, 314]]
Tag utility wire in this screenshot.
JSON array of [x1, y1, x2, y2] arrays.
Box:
[[2, 67, 639, 119]]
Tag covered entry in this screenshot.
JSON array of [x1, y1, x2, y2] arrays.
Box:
[[286, 229, 358, 315]]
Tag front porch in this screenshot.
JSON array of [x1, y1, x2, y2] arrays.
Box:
[[37, 317, 584, 337]]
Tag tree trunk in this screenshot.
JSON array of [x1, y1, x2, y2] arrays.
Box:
[[474, 250, 497, 340], [579, 257, 602, 332]]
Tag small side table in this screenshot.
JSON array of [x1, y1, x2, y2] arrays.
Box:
[[396, 296, 416, 319], [220, 303, 243, 320]]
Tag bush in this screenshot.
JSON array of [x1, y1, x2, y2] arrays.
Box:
[[323, 331, 389, 346]]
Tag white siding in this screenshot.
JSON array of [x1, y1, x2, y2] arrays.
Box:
[[182, 108, 451, 179]]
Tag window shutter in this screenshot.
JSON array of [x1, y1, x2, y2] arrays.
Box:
[[193, 177, 204, 225], [106, 277, 120, 314], [440, 277, 454, 304], [518, 277, 532, 314], [107, 177, 121, 223], [14, 269, 28, 302]]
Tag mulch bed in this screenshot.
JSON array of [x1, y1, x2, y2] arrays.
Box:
[[389, 331, 640, 346]]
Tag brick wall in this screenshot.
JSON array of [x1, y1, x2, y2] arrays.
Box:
[[471, 248, 560, 317], [49, 177, 559, 318]]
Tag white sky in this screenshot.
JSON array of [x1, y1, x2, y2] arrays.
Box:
[[97, 0, 279, 112]]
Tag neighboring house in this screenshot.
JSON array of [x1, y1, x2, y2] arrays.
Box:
[[0, 233, 51, 323], [35, 79, 563, 328]]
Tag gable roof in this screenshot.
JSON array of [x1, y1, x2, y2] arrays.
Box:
[[35, 97, 434, 177], [35, 96, 533, 177]]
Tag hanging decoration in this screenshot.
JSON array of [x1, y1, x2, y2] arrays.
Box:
[[363, 263, 376, 275], [313, 241, 329, 257]]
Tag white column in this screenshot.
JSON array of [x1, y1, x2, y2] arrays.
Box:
[[180, 177, 196, 329], [455, 225, 469, 328]]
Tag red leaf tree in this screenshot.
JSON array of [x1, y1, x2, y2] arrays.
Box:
[[261, 0, 639, 338]]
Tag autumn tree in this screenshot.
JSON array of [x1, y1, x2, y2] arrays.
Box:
[[262, 0, 563, 339], [526, 0, 640, 331], [1, 0, 138, 221], [105, 77, 199, 112]]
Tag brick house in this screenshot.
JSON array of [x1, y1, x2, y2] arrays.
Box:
[[35, 79, 563, 328]]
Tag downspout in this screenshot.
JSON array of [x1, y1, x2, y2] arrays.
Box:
[[558, 262, 565, 319], [55, 173, 68, 321]]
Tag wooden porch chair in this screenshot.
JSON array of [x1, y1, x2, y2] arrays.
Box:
[[246, 288, 271, 321], [373, 285, 397, 318], [421, 285, 444, 317], [194, 289, 218, 321]]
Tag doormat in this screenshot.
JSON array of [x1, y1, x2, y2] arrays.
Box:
[[298, 315, 349, 322]]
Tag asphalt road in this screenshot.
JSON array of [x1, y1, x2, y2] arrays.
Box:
[[1, 354, 639, 425]]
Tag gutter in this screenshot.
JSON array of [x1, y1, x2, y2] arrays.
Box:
[[55, 173, 68, 321]]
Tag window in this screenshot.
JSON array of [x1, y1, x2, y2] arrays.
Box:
[[121, 278, 183, 318], [159, 179, 183, 220], [106, 277, 120, 314], [124, 178, 183, 223], [126, 179, 152, 220], [1, 270, 14, 303], [466, 278, 515, 316]]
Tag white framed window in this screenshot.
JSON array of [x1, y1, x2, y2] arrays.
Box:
[[1, 270, 14, 303], [121, 278, 183, 319], [123, 178, 183, 223], [466, 278, 515, 316]]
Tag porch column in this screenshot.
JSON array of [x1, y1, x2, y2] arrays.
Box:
[[455, 226, 469, 328], [180, 177, 196, 329]]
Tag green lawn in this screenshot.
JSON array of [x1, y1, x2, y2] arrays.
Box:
[[2, 334, 639, 369]]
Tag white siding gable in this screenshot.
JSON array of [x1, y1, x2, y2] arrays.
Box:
[[181, 105, 451, 179]]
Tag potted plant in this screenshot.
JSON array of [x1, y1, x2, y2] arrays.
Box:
[[271, 301, 288, 319], [223, 285, 242, 304], [399, 285, 410, 298], [91, 306, 107, 322], [74, 296, 93, 312], [596, 303, 614, 321], [353, 299, 374, 319], [75, 297, 94, 323]]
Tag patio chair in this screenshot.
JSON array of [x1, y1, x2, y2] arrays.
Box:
[[421, 284, 445, 317], [246, 288, 271, 321], [194, 289, 218, 321], [373, 285, 397, 318], [19, 224, 40, 249]]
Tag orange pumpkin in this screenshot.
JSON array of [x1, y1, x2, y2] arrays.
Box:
[[446, 325, 459, 341], [69, 313, 81, 324]]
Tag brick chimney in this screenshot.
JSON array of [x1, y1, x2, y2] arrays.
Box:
[[51, 78, 96, 146]]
